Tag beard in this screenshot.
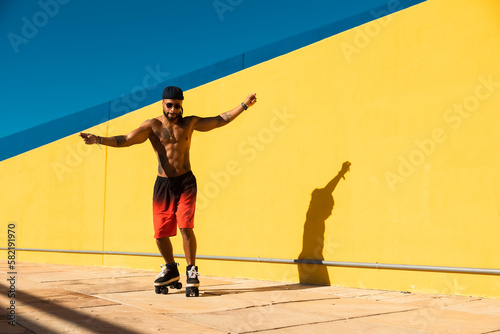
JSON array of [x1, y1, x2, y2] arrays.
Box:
[[163, 110, 181, 122]]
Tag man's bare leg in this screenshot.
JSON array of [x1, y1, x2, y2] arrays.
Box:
[[154, 236, 182, 293], [181, 228, 199, 296], [180, 228, 197, 266], [156, 237, 175, 264]]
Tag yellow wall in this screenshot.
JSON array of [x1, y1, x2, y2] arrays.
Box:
[[2, 0, 500, 299]]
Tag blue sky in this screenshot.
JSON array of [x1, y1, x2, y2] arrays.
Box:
[[0, 0, 393, 138]]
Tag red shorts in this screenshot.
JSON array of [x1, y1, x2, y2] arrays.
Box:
[[152, 172, 197, 238]]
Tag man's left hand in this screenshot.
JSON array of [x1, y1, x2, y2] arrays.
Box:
[[244, 93, 257, 108]]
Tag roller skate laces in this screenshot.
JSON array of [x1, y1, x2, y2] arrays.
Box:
[[187, 266, 199, 279], [156, 264, 168, 280]]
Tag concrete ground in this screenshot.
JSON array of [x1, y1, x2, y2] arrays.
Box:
[[1, 260, 499, 334]]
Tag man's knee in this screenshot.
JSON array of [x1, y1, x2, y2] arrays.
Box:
[[180, 228, 195, 238]]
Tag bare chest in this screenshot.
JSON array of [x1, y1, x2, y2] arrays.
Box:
[[153, 124, 191, 148]]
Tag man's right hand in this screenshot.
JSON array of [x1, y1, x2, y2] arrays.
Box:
[[80, 132, 99, 145]]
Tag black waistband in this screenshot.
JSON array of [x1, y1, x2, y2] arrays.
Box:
[[156, 171, 193, 182]]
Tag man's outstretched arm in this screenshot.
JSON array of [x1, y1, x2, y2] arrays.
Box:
[[194, 93, 257, 132], [80, 120, 152, 147], [324, 161, 351, 194]]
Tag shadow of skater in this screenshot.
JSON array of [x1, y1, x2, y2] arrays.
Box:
[[297, 161, 351, 285]]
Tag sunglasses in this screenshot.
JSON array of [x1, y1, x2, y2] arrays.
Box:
[[164, 102, 182, 110]]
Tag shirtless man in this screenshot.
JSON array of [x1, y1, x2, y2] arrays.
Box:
[[80, 86, 257, 296]]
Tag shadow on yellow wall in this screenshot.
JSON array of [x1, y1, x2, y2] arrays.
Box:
[[297, 161, 351, 285]]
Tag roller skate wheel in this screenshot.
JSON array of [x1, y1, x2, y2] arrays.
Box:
[[186, 287, 199, 297]]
